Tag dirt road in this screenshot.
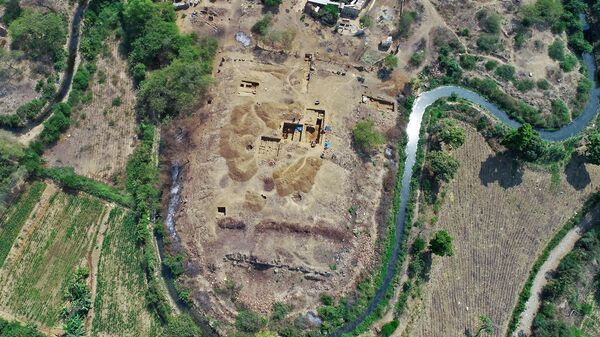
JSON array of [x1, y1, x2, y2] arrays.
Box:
[[514, 205, 600, 336]]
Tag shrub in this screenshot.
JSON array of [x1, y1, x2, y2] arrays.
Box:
[[494, 64, 515, 81], [428, 150, 459, 182], [521, 0, 564, 29], [514, 31, 526, 48], [9, 10, 67, 64], [436, 119, 465, 148], [459, 54, 477, 70], [384, 54, 398, 69], [548, 39, 565, 61], [359, 15, 373, 28], [537, 79, 550, 90], [484, 60, 498, 70], [429, 230, 454, 256], [478, 9, 502, 34], [353, 120, 385, 153], [252, 15, 272, 36], [271, 302, 289, 321], [409, 50, 425, 67], [559, 53, 577, 72], [398, 11, 417, 38], [380, 320, 399, 337], [236, 309, 267, 333], [2, 0, 21, 24], [476, 34, 501, 53], [165, 315, 201, 337], [514, 79, 535, 92], [263, 0, 282, 8]]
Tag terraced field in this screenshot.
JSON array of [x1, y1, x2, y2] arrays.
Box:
[[0, 182, 109, 328], [91, 208, 162, 337]]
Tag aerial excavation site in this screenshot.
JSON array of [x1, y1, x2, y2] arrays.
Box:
[[1, 0, 600, 336]]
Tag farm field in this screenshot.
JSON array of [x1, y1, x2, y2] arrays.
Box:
[[44, 40, 137, 185], [0, 181, 109, 329], [90, 207, 163, 337], [405, 121, 600, 337]]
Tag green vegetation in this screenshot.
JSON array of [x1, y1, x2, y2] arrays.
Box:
[[459, 54, 478, 70], [473, 315, 494, 337], [271, 302, 289, 321], [0, 138, 25, 211], [9, 10, 67, 67], [352, 119, 385, 153], [380, 320, 399, 337], [572, 78, 592, 117], [514, 79, 535, 92], [165, 315, 201, 337], [476, 34, 501, 53], [2, 0, 21, 24], [501, 123, 546, 162], [0, 182, 45, 267], [311, 4, 339, 26], [359, 15, 373, 29], [62, 267, 92, 337], [494, 64, 515, 81], [428, 150, 459, 183], [537, 79, 550, 90], [484, 60, 498, 71], [0, 190, 106, 327], [398, 11, 417, 39], [550, 99, 570, 127], [409, 50, 425, 67], [383, 54, 398, 69], [252, 15, 272, 36], [262, 0, 282, 9], [521, 0, 564, 29], [507, 192, 600, 335], [586, 131, 600, 165], [477, 9, 502, 34], [0, 317, 44, 337], [548, 39, 566, 61], [429, 230, 454, 257], [435, 119, 465, 148], [79, 0, 122, 62], [236, 309, 267, 333]]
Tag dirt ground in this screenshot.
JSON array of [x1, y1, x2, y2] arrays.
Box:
[[162, 0, 412, 329], [44, 41, 138, 185], [429, 0, 584, 118], [402, 122, 600, 337]]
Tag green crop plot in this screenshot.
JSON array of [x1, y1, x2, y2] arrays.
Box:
[[91, 208, 162, 337], [0, 187, 108, 327], [0, 182, 46, 268]]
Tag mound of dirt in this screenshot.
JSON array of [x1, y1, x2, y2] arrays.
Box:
[[219, 105, 264, 181], [244, 191, 266, 212], [272, 156, 322, 196], [254, 101, 303, 129]]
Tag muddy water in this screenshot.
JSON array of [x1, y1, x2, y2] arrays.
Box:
[[330, 14, 599, 337]]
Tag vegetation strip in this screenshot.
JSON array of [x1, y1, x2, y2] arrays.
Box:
[[505, 192, 600, 336]]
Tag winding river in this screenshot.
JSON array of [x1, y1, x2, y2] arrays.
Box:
[[330, 14, 600, 337]]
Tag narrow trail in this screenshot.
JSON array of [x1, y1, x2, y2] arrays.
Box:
[[329, 12, 599, 337], [514, 205, 600, 336]]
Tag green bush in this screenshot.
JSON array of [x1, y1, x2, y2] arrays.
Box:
[[236, 309, 267, 333], [263, 0, 282, 8], [9, 10, 67, 64], [252, 15, 272, 36], [165, 315, 201, 337], [521, 0, 564, 29], [0, 318, 44, 337], [476, 34, 501, 53], [559, 53, 577, 72], [380, 320, 399, 337], [2, 0, 21, 24], [398, 11, 417, 38], [428, 150, 459, 183], [494, 64, 515, 81], [548, 39, 565, 61], [271, 302, 289, 321], [352, 119, 385, 153], [484, 60, 498, 70], [514, 79, 535, 92], [409, 50, 425, 67], [359, 15, 373, 29], [478, 9, 502, 34], [537, 79, 550, 90], [459, 54, 477, 70]]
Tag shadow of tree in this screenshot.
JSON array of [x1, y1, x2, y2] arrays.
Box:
[[479, 153, 523, 189], [565, 153, 591, 191]]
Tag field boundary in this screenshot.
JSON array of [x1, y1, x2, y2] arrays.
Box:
[[505, 191, 600, 336]]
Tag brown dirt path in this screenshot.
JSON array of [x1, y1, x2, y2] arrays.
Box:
[[514, 205, 600, 336]]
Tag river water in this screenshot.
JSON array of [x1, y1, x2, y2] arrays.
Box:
[[330, 13, 600, 337]]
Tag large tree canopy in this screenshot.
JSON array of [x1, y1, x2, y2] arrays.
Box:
[[136, 60, 212, 120], [9, 10, 67, 64]]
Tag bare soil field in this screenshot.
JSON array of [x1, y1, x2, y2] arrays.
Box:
[[0, 182, 109, 330], [403, 122, 600, 337], [44, 41, 137, 185]]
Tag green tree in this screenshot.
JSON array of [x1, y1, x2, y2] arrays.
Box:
[[398, 11, 416, 38], [548, 39, 565, 61], [501, 123, 547, 162], [586, 132, 600, 165], [122, 0, 159, 45], [474, 315, 494, 337], [252, 15, 272, 36], [359, 15, 373, 29], [352, 120, 385, 153], [428, 150, 459, 183], [436, 120, 465, 148], [384, 54, 399, 69], [165, 315, 201, 337], [9, 10, 67, 64], [2, 0, 21, 24], [429, 230, 454, 257], [136, 59, 213, 120], [263, 0, 282, 8]]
